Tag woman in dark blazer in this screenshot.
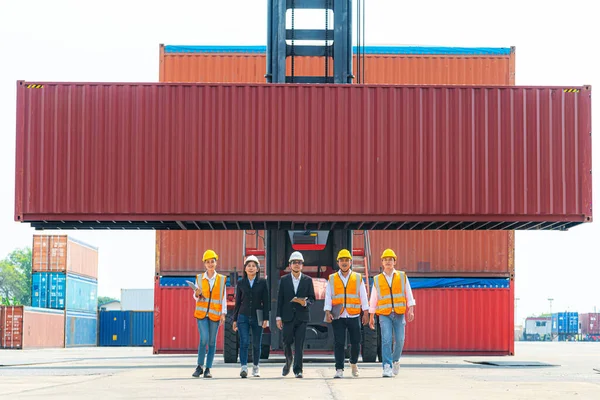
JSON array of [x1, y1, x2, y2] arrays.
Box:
[[232, 255, 270, 378]]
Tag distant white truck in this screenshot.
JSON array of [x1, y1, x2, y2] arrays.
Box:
[[524, 317, 552, 341]]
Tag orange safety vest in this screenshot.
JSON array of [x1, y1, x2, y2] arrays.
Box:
[[329, 271, 362, 316], [373, 270, 407, 316], [194, 273, 226, 322]]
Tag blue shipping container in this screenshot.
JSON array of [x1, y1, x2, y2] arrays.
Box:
[[552, 312, 579, 334], [99, 311, 153, 346], [31, 272, 97, 312], [65, 310, 97, 347]]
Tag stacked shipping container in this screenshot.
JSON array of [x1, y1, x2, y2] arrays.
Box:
[[151, 45, 517, 356], [579, 313, 600, 341], [0, 306, 65, 349], [99, 311, 154, 347], [28, 234, 99, 348], [551, 312, 579, 341]]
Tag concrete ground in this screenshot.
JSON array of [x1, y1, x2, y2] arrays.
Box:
[[1, 342, 599, 399]]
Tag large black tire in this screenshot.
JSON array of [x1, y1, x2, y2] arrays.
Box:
[[361, 325, 378, 362], [260, 344, 270, 359], [223, 315, 238, 364]]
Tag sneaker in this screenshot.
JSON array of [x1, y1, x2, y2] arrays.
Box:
[[392, 361, 400, 376], [252, 365, 260, 377], [351, 364, 359, 377], [295, 372, 303, 378], [240, 365, 248, 378], [203, 368, 212, 378], [382, 364, 393, 378], [192, 365, 204, 378], [334, 369, 343, 379]]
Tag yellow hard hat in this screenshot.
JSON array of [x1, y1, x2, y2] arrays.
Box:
[[381, 248, 397, 260], [202, 249, 218, 262], [337, 249, 352, 260]]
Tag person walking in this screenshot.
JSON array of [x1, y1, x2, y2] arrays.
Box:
[[232, 255, 270, 378], [192, 249, 227, 379], [369, 248, 415, 378], [276, 251, 316, 378], [324, 249, 370, 378]]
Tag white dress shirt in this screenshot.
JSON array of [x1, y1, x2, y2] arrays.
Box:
[[368, 270, 415, 314], [324, 270, 370, 318], [291, 272, 302, 294], [193, 272, 227, 315]]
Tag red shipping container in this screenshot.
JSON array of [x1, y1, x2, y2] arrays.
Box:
[[580, 313, 600, 336], [153, 277, 224, 354], [160, 45, 515, 85], [156, 230, 265, 275], [0, 306, 65, 349], [15, 82, 592, 231], [32, 234, 99, 279], [404, 283, 514, 355], [367, 230, 514, 277]]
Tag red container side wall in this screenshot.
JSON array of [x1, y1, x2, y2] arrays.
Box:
[[15, 83, 592, 224]]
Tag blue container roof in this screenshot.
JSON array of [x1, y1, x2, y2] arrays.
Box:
[[164, 45, 512, 56]]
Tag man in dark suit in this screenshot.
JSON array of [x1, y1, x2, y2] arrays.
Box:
[[276, 251, 316, 378]]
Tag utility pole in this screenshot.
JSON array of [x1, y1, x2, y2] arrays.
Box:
[[548, 298, 554, 315]]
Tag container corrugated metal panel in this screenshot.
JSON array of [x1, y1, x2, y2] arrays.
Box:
[[156, 231, 265, 275], [65, 310, 97, 347], [16, 82, 592, 231], [404, 283, 514, 354], [120, 289, 154, 311], [153, 277, 223, 354], [32, 235, 99, 278], [130, 311, 153, 346], [0, 306, 65, 349], [551, 312, 579, 334], [22, 307, 65, 348], [160, 45, 515, 85], [99, 311, 130, 346], [367, 230, 513, 276], [31, 272, 97, 312], [580, 313, 600, 335]]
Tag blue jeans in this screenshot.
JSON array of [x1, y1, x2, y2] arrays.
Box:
[[197, 317, 219, 368], [379, 313, 406, 368], [238, 313, 263, 366]]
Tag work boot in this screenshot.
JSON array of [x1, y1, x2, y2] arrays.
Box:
[[351, 364, 359, 377], [203, 368, 212, 378], [192, 365, 204, 378], [382, 364, 393, 378], [334, 369, 343, 379], [392, 361, 401, 376], [240, 365, 248, 378], [252, 365, 260, 377]]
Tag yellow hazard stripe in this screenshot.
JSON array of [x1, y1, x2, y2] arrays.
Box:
[[25, 84, 44, 89], [563, 88, 580, 93]]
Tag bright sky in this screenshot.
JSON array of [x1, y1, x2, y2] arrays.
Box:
[[0, 0, 598, 325]]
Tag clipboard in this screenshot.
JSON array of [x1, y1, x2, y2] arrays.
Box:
[[185, 280, 198, 290], [324, 304, 343, 322], [256, 309, 264, 325]]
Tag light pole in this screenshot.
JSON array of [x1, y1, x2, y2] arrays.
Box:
[[548, 298, 554, 316]]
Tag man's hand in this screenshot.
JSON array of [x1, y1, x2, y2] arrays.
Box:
[[232, 321, 238, 332], [407, 306, 415, 322], [194, 288, 202, 297], [325, 311, 333, 323], [262, 320, 268, 329], [292, 297, 307, 307], [369, 315, 375, 330], [362, 312, 369, 326], [220, 314, 226, 326], [276, 319, 283, 330]]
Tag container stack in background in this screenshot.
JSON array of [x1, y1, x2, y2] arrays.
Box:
[[156, 44, 516, 356], [152, 231, 262, 353], [551, 312, 579, 342], [99, 289, 154, 347], [32, 234, 99, 348]]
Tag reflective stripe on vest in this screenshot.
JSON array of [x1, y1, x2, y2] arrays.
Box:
[[329, 271, 362, 315], [194, 273, 226, 322], [374, 271, 407, 316]]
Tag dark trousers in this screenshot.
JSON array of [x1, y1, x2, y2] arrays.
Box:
[[282, 318, 307, 374], [237, 313, 263, 366], [332, 317, 362, 370]]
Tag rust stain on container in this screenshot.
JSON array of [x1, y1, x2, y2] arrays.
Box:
[[15, 82, 592, 230]]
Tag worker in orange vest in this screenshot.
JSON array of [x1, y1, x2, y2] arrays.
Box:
[[192, 249, 227, 379], [324, 249, 370, 379], [369, 248, 415, 378]]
